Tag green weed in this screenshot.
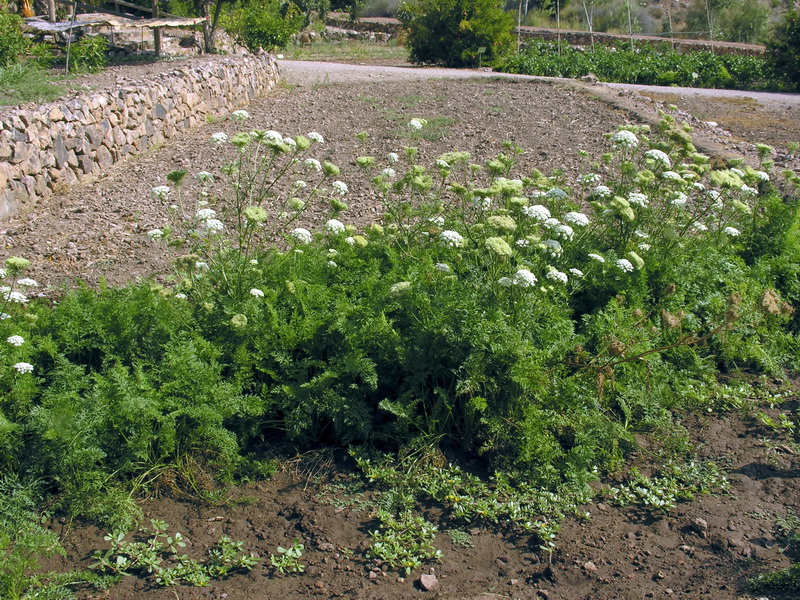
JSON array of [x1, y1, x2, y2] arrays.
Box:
[[270, 538, 305, 574], [91, 519, 259, 587]]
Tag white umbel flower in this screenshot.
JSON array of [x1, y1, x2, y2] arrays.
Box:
[[512, 269, 538, 287], [290, 228, 313, 244], [439, 230, 464, 247], [6, 335, 24, 346], [611, 129, 639, 149]]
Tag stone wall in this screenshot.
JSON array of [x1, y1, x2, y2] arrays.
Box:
[[0, 53, 280, 219]]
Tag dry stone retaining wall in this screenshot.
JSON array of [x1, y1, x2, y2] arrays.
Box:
[[0, 53, 280, 219]]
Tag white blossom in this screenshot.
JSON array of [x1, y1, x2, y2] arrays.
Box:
[[662, 171, 683, 181], [439, 230, 464, 247], [546, 268, 568, 284], [147, 229, 164, 240], [203, 219, 224, 233], [671, 192, 688, 207], [513, 269, 538, 287], [564, 212, 590, 227], [304, 158, 322, 171], [211, 132, 228, 144], [755, 170, 769, 182], [231, 109, 250, 121], [588, 253, 605, 263], [429, 215, 445, 227], [16, 278, 38, 287], [593, 185, 612, 198], [250, 288, 265, 297], [611, 129, 639, 149], [408, 118, 424, 130], [4, 290, 28, 303], [150, 185, 171, 200], [579, 173, 602, 186], [435, 263, 451, 272], [724, 227, 741, 237], [307, 131, 325, 143], [13, 362, 33, 374], [196, 171, 214, 183], [291, 228, 313, 244], [554, 224, 575, 241], [615, 258, 635, 272], [381, 167, 397, 178], [644, 149, 671, 168], [387, 152, 400, 163], [195, 208, 217, 221], [325, 219, 346, 234], [544, 217, 561, 229], [740, 185, 758, 197], [6, 335, 24, 346], [627, 192, 648, 207], [332, 181, 349, 196], [522, 204, 551, 221], [569, 268, 584, 278]]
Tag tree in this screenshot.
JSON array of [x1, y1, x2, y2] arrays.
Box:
[[766, 8, 800, 90], [398, 0, 515, 68]]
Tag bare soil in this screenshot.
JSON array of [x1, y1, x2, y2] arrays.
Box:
[[4, 53, 800, 600]]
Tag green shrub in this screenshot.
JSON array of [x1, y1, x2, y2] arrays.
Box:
[[398, 0, 515, 67], [0, 111, 797, 529], [68, 35, 108, 73], [497, 40, 770, 90], [765, 8, 800, 91], [0, 11, 29, 67], [227, 0, 304, 51]]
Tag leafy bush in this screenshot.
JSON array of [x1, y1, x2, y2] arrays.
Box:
[[226, 0, 305, 51], [68, 35, 108, 73], [0, 110, 797, 531], [497, 40, 770, 90], [398, 0, 515, 67], [765, 8, 800, 91], [0, 11, 29, 67]]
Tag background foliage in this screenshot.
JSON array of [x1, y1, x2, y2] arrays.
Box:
[[397, 0, 515, 67]]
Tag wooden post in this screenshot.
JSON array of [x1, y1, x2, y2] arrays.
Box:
[[48, 0, 56, 21], [151, 0, 161, 56]]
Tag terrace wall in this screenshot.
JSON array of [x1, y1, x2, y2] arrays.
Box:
[[0, 53, 280, 219]]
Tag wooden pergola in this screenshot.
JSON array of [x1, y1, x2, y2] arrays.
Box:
[[26, 0, 208, 59]]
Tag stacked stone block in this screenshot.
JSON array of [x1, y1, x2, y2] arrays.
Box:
[[0, 53, 279, 219]]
